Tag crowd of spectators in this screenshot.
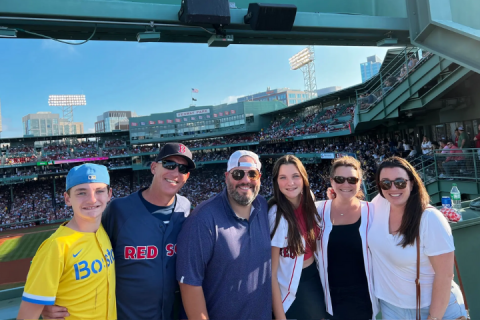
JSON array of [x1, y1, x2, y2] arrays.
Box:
[[1, 131, 440, 233], [193, 151, 229, 162], [5, 145, 35, 155], [5, 155, 38, 165], [132, 145, 159, 154], [104, 139, 127, 147], [103, 148, 131, 157]]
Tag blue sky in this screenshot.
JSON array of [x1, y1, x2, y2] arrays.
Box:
[[0, 39, 390, 138]]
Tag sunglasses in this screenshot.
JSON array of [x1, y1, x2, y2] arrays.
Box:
[[161, 160, 190, 174], [230, 169, 260, 181], [332, 176, 359, 184], [379, 178, 409, 190]]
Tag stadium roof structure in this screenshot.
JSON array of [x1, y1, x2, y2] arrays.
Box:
[[260, 82, 366, 117]]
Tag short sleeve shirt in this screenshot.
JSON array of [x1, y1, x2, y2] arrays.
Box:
[[369, 195, 454, 308], [421, 141, 432, 154], [176, 189, 272, 320], [23, 223, 116, 320]]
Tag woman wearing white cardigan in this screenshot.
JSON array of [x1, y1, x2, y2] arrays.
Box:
[[316, 156, 379, 320]]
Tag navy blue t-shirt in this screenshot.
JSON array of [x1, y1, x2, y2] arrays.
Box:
[[176, 189, 272, 320], [102, 189, 191, 320]]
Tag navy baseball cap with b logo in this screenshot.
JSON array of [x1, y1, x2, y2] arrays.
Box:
[[155, 143, 196, 170]]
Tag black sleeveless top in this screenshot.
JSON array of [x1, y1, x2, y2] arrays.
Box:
[[327, 217, 369, 287]]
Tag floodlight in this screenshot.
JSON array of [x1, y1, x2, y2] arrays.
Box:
[[48, 95, 86, 106], [48, 95, 86, 129], [289, 47, 314, 70], [289, 46, 317, 100]]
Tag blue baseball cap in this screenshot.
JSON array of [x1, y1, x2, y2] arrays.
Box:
[[66, 163, 110, 191]]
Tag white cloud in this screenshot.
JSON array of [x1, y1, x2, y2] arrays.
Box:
[[87, 128, 95, 133], [221, 95, 243, 104]]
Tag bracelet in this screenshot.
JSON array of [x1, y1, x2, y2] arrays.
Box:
[[428, 316, 439, 320]]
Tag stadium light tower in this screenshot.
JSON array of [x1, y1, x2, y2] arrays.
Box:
[[48, 95, 86, 124], [289, 46, 318, 100]]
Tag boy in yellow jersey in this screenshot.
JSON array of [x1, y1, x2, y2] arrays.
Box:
[[17, 163, 116, 320]]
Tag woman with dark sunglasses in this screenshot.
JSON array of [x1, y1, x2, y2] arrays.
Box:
[[369, 156, 467, 319], [268, 155, 327, 320], [318, 156, 379, 320]]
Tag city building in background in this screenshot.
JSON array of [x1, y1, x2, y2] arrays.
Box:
[[360, 55, 383, 82], [316, 86, 342, 97], [95, 111, 137, 133], [237, 88, 308, 106], [22, 112, 84, 137]]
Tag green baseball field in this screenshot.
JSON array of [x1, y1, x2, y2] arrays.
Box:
[[0, 224, 60, 291]]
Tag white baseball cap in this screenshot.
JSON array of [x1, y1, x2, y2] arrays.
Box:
[[227, 150, 261, 172]]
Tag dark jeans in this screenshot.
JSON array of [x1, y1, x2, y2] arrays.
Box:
[[285, 263, 327, 320], [327, 284, 373, 320], [443, 160, 466, 176]]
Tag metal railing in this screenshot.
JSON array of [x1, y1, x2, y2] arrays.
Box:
[[355, 47, 433, 112], [364, 148, 480, 201]]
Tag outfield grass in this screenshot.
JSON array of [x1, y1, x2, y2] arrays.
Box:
[[0, 230, 56, 262], [0, 224, 61, 236]]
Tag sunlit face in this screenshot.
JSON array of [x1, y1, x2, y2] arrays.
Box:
[[330, 166, 361, 200], [225, 156, 261, 206], [379, 167, 413, 209], [64, 183, 112, 221], [151, 155, 190, 197], [277, 164, 303, 204]]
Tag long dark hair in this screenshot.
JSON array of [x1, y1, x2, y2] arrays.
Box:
[[268, 155, 320, 256], [329, 156, 364, 200], [375, 156, 430, 247]]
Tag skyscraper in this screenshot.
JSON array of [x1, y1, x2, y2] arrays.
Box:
[[360, 55, 383, 82]]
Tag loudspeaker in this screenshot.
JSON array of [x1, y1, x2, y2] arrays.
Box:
[[178, 0, 231, 25], [244, 3, 297, 31]]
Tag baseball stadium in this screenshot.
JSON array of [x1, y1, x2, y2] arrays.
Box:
[[1, 1, 480, 319]]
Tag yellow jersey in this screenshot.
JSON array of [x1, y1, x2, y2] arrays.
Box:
[[22, 222, 116, 320]]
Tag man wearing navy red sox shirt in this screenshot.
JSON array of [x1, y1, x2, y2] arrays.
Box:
[[176, 150, 272, 320], [42, 143, 195, 320]]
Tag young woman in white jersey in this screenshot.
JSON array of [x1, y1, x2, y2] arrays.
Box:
[[269, 155, 327, 320], [317, 156, 379, 320], [369, 157, 467, 319]]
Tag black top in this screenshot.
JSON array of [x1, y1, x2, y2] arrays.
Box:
[[327, 217, 369, 288]]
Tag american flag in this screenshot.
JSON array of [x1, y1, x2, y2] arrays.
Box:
[[192, 88, 199, 93]]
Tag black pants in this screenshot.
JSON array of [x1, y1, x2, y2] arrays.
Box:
[[327, 284, 372, 320], [285, 263, 327, 320]]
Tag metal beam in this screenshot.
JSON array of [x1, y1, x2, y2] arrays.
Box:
[[406, 0, 480, 74], [0, 0, 410, 45]]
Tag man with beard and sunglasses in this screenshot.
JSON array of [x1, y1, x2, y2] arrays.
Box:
[[41, 143, 195, 320], [176, 150, 272, 320]]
